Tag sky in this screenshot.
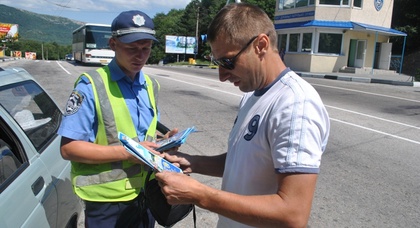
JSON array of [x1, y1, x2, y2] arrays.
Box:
[[2, 0, 192, 24]]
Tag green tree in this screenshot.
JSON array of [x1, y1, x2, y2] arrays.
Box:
[[243, 0, 276, 19], [6, 39, 71, 60], [150, 9, 185, 63], [391, 0, 420, 55]]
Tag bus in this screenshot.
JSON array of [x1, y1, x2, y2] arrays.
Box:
[[72, 23, 115, 65]]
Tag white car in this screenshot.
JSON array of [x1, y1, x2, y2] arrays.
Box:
[[0, 67, 83, 227]]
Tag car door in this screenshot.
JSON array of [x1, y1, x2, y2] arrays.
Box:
[[0, 76, 80, 227], [0, 106, 59, 227]]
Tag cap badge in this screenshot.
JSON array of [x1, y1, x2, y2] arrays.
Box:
[[132, 14, 145, 27]]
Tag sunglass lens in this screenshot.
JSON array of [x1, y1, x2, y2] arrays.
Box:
[[220, 59, 234, 70]]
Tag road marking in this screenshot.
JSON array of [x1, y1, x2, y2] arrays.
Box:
[[331, 117, 420, 145], [326, 105, 420, 130], [56, 61, 71, 75], [146, 68, 242, 97], [313, 83, 420, 103]]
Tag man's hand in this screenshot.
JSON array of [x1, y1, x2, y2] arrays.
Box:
[[162, 152, 193, 173], [155, 171, 202, 205]]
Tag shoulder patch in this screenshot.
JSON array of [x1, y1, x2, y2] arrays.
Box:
[[65, 90, 84, 115]]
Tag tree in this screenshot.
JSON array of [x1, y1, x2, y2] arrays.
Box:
[[391, 0, 420, 54], [150, 9, 185, 63]]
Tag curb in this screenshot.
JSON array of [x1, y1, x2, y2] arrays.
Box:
[[0, 57, 19, 62], [297, 72, 416, 87]]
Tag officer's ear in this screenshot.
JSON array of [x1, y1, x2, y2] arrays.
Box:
[[109, 38, 117, 51]]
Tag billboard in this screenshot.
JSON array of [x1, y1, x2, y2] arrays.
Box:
[[0, 23, 19, 42], [25, 52, 36, 60], [12, 51, 22, 58], [165, 35, 197, 54]]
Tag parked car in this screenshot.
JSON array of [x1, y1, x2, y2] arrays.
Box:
[[0, 67, 82, 227], [65, 54, 74, 61]]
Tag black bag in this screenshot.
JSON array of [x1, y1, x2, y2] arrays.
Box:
[[144, 171, 195, 228]]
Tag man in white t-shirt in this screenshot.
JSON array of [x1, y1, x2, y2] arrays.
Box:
[[156, 3, 330, 227]]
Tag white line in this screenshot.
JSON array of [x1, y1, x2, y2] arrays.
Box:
[[145, 67, 222, 84], [326, 105, 420, 130], [331, 118, 420, 145], [147, 71, 242, 97], [313, 83, 420, 103], [56, 61, 71, 75]]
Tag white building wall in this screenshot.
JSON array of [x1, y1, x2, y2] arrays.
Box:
[[275, 0, 397, 73]]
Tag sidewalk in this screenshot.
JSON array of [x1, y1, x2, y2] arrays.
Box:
[[296, 71, 419, 87]]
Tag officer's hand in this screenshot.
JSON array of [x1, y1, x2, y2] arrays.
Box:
[[157, 128, 180, 154], [124, 141, 163, 164], [165, 128, 179, 138]]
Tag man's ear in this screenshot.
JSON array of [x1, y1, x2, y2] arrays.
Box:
[[256, 34, 269, 55]]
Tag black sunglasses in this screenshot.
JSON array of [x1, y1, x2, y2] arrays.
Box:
[[211, 35, 260, 70]]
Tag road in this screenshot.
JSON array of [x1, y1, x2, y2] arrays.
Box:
[[1, 59, 419, 227]]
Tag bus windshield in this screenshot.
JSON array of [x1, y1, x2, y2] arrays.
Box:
[[85, 26, 112, 49]]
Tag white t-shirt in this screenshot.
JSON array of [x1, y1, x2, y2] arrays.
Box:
[[217, 69, 330, 228]]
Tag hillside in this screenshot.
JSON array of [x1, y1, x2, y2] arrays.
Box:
[[0, 4, 83, 45]]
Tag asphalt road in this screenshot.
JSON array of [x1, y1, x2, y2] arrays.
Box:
[[1, 59, 419, 227]]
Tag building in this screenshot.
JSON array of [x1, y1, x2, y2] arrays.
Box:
[[274, 0, 406, 74]]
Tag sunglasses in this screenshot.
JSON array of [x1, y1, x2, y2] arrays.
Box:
[[211, 35, 260, 70]]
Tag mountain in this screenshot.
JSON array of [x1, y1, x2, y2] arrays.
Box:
[[0, 4, 84, 45]]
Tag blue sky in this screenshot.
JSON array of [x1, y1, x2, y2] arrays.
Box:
[[3, 0, 192, 24]]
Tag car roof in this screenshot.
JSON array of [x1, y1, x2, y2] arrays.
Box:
[[0, 67, 35, 87]]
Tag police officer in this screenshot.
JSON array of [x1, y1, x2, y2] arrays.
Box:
[[58, 10, 176, 228]]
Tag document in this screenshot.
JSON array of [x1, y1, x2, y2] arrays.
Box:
[[156, 126, 196, 152], [119, 132, 183, 173]]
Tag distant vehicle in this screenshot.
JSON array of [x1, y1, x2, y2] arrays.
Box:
[[72, 23, 115, 65], [65, 53, 74, 61], [0, 67, 83, 227]]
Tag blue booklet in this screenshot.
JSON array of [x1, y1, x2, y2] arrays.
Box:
[[156, 126, 196, 152], [119, 132, 183, 173]]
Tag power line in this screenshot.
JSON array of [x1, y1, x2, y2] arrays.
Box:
[[43, 0, 81, 10]]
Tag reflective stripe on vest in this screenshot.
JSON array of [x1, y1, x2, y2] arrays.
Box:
[[71, 66, 158, 202]]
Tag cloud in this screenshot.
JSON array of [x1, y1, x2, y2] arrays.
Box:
[[3, 0, 191, 13], [2, 0, 191, 24]]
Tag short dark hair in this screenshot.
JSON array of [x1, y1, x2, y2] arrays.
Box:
[[207, 3, 277, 49]]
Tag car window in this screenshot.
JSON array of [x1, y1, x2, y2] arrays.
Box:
[[0, 138, 23, 185], [0, 117, 27, 192], [0, 80, 62, 151]]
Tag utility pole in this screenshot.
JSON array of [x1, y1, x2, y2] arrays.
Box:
[[194, 7, 200, 60]]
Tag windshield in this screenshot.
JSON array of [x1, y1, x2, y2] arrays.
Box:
[[85, 25, 112, 49]]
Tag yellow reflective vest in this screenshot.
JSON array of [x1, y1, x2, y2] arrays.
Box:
[[71, 66, 159, 202]]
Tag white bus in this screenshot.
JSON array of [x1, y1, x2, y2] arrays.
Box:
[[72, 23, 115, 65]]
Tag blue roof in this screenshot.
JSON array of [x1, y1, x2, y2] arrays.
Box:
[[275, 20, 406, 36], [352, 22, 407, 36]]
